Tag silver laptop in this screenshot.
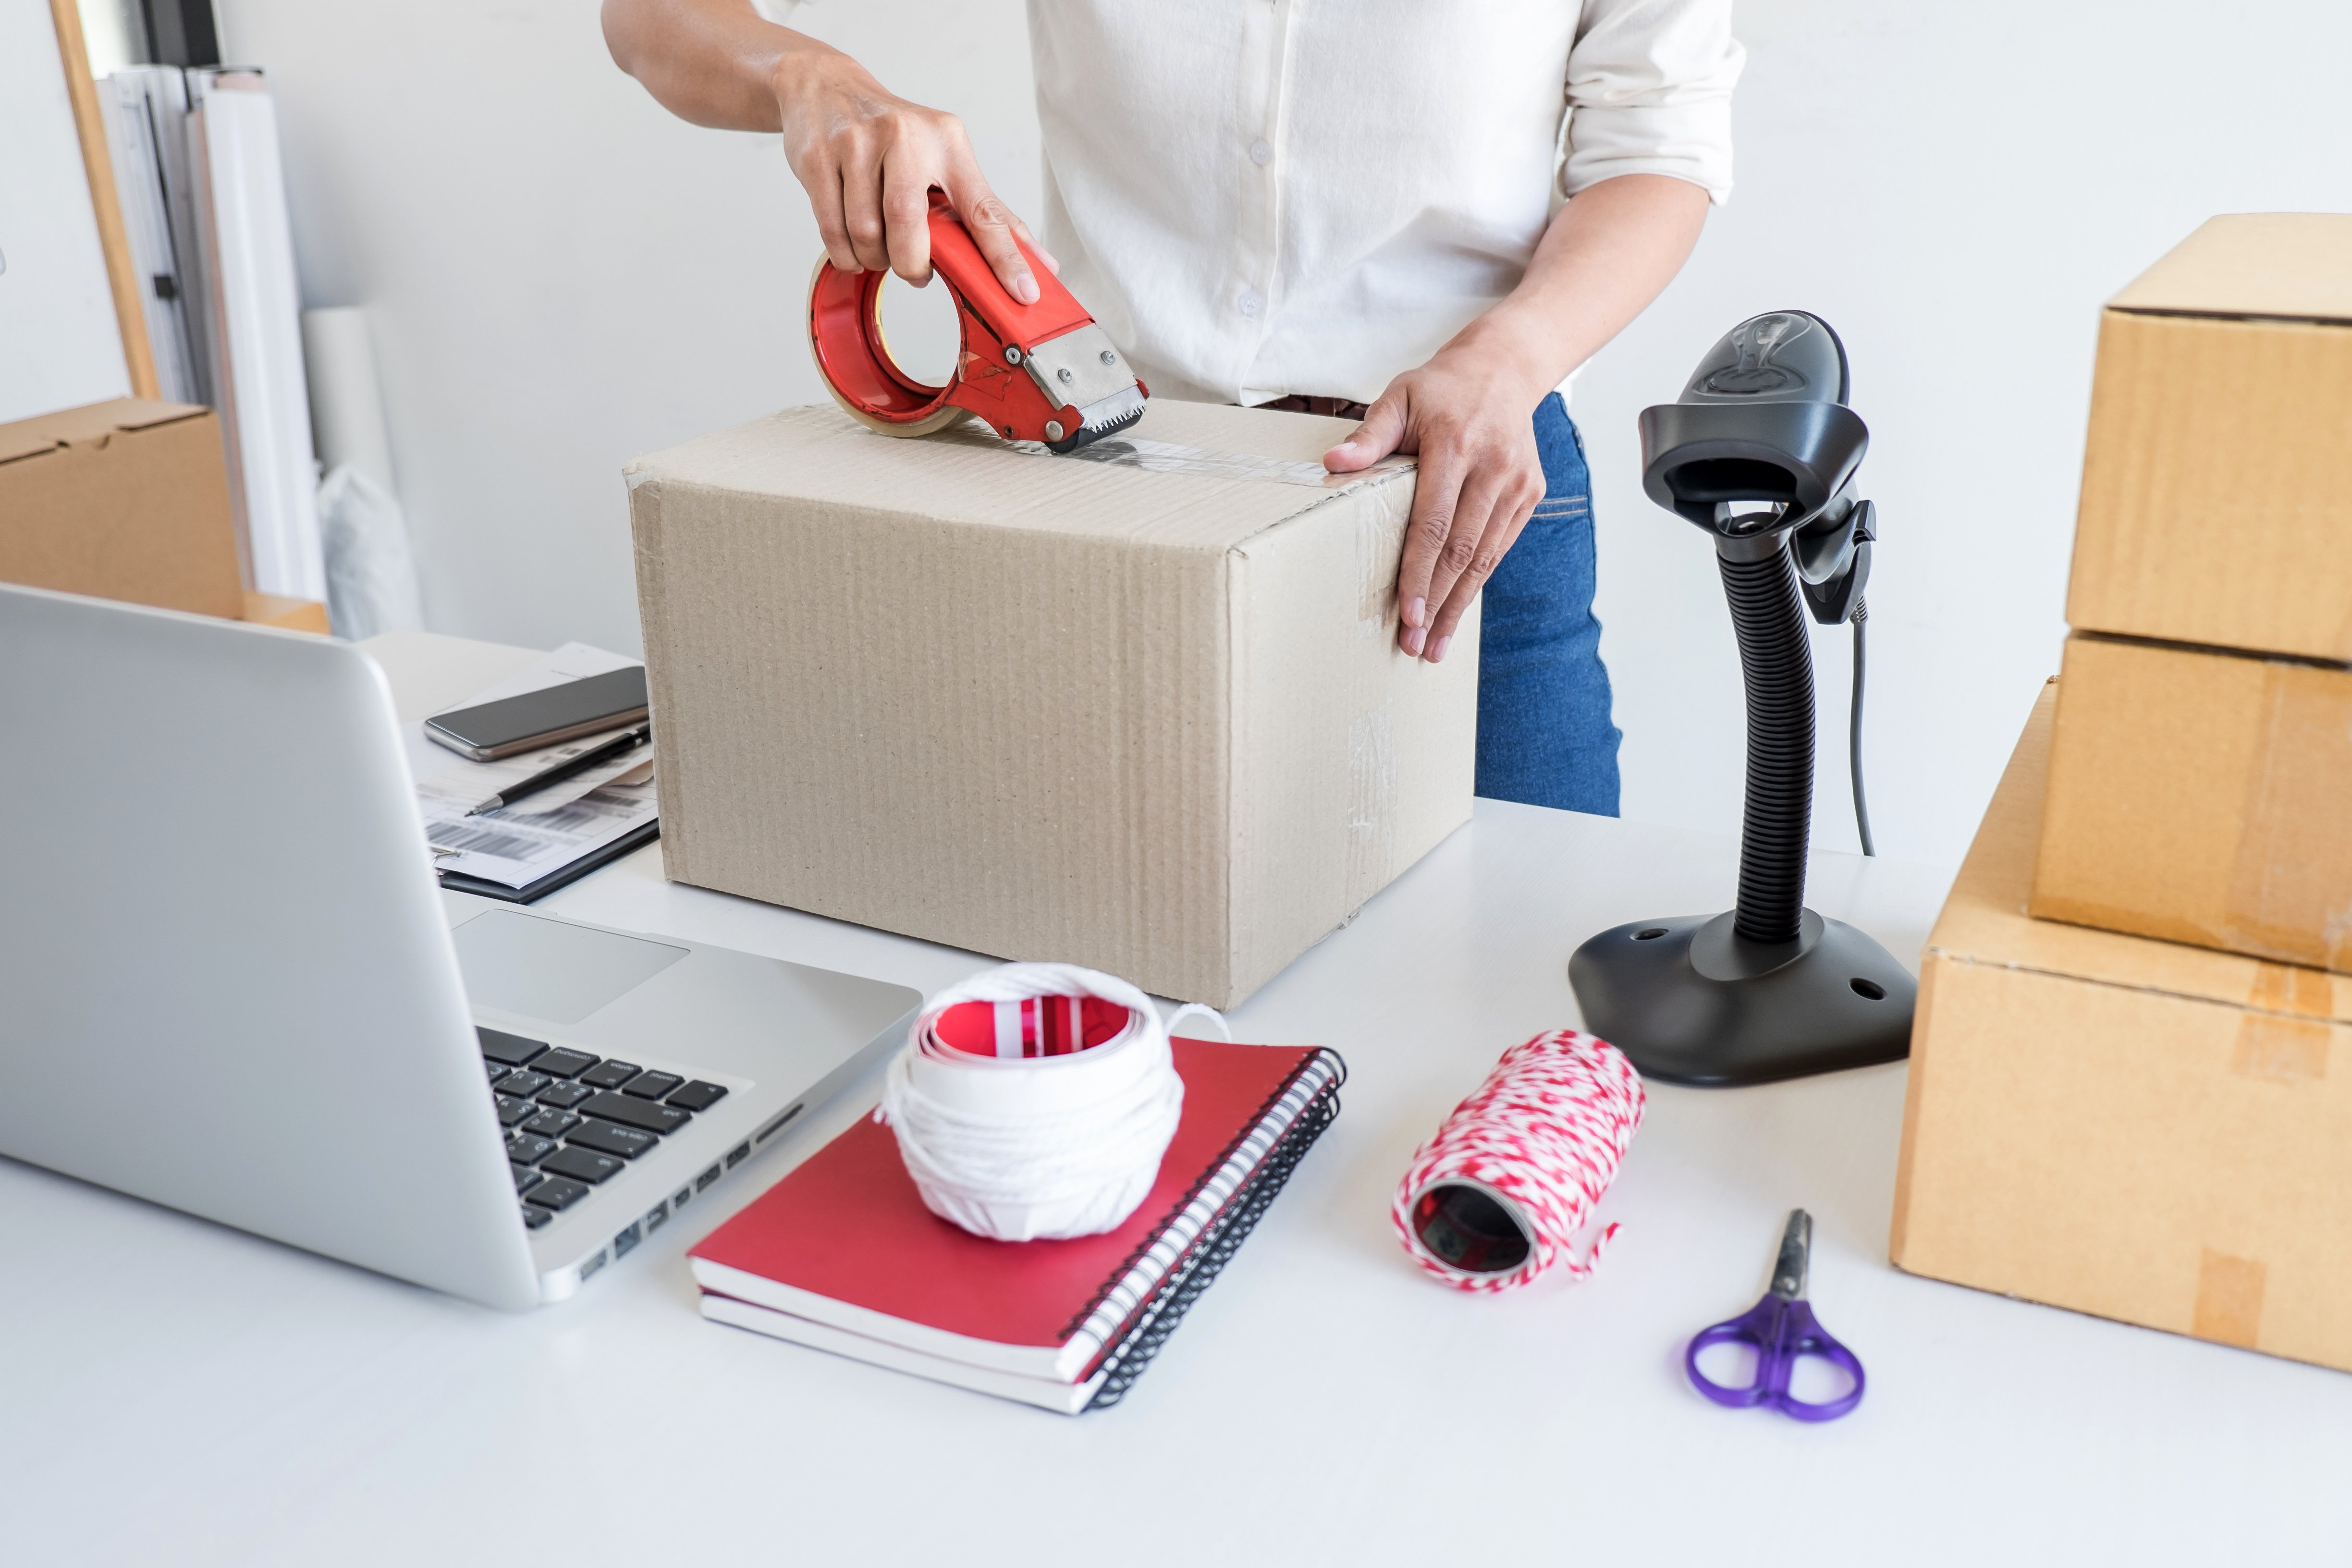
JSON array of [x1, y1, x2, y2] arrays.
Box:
[[0, 583, 919, 1310]]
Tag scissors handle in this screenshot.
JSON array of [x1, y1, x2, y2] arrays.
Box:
[[1685, 1303, 1781, 1409], [1684, 1298, 1866, 1421]]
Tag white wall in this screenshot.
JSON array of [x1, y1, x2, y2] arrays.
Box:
[[219, 0, 2352, 867], [1, 0, 134, 424]]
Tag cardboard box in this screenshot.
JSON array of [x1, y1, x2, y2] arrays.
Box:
[[2034, 633, 2352, 970], [626, 400, 1474, 1007], [242, 592, 332, 635], [1892, 684, 2352, 1372], [2068, 214, 2352, 662], [0, 399, 245, 621]]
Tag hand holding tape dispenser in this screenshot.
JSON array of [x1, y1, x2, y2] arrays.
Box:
[[808, 190, 1149, 453]]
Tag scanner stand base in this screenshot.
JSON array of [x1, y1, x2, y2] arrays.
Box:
[[1568, 909, 1915, 1087]]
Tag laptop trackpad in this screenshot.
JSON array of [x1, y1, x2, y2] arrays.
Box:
[[452, 911, 689, 1025]]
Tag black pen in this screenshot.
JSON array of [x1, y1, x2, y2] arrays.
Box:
[[466, 723, 651, 815]]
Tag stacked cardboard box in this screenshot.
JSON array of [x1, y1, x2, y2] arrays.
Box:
[[1893, 689, 2352, 1372], [1893, 216, 2352, 1371], [2033, 215, 2352, 968]]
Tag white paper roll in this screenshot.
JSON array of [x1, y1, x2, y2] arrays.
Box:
[[192, 75, 323, 603], [301, 306, 395, 493]]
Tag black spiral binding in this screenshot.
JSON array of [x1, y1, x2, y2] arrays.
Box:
[[1082, 1070, 1344, 1411]]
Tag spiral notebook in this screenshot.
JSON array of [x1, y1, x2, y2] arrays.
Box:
[[690, 1038, 1344, 1412]]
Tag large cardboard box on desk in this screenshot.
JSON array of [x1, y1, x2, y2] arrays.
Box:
[[2068, 213, 2352, 662], [2034, 634, 2352, 971], [1893, 685, 2352, 1372], [625, 400, 1475, 1007], [0, 399, 245, 620]]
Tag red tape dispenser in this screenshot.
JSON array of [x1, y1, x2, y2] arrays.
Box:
[[808, 190, 1149, 453]]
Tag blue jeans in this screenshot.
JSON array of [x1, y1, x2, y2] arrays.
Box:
[[1474, 392, 1620, 813]]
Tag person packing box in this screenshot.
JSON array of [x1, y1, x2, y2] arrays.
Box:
[[1894, 214, 2352, 1374], [598, 1, 1744, 1006]]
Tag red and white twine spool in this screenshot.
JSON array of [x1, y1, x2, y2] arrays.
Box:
[[1391, 1029, 1646, 1291]]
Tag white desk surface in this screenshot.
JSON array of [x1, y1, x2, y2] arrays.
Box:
[[9, 632, 2349, 1567]]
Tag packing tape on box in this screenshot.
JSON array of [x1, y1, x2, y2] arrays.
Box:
[[876, 962, 1227, 1242], [2225, 663, 2352, 969], [924, 419, 1415, 490], [1392, 1029, 1646, 1291]]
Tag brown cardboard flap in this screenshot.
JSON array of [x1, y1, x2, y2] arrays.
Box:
[[1934, 682, 2352, 1022], [0, 398, 211, 466], [2108, 214, 2352, 323]]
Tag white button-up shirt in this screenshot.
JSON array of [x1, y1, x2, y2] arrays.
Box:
[[787, 1, 1743, 406]]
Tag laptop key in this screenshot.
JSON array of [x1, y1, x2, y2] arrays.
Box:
[[494, 1094, 537, 1127], [526, 1176, 591, 1212], [522, 1205, 552, 1230], [623, 1070, 684, 1101], [536, 1048, 600, 1079], [534, 1080, 593, 1110], [488, 1062, 510, 1085], [478, 1028, 549, 1067], [565, 1119, 657, 1160], [512, 1162, 545, 1195], [495, 1070, 551, 1100], [522, 1108, 581, 1139], [578, 1060, 642, 1090], [506, 1133, 558, 1165], [665, 1080, 729, 1113], [578, 1092, 690, 1135], [540, 1146, 625, 1185]]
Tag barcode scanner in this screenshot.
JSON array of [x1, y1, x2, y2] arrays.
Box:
[[1568, 311, 1915, 1087]]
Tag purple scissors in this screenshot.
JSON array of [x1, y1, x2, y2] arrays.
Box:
[[1685, 1209, 1865, 1422]]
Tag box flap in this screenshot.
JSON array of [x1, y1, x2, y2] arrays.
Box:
[[2107, 214, 2352, 324], [0, 399, 210, 466], [624, 399, 1408, 552], [1930, 681, 2352, 1022]]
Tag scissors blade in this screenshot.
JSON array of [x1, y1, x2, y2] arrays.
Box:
[[1770, 1209, 1811, 1300]]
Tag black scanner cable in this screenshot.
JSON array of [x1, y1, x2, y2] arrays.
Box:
[[1849, 596, 1873, 857]]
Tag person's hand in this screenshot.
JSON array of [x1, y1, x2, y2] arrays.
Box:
[[771, 47, 1055, 299], [1323, 334, 1554, 663]]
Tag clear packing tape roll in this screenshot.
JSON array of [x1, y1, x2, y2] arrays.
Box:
[[1392, 1029, 1646, 1291], [878, 963, 1225, 1242]]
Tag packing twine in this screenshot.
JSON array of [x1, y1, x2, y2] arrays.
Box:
[[877, 963, 1227, 1242], [1391, 1029, 1646, 1291]]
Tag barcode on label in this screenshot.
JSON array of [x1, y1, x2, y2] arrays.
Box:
[[498, 799, 607, 832], [495, 794, 630, 831], [427, 821, 546, 862]]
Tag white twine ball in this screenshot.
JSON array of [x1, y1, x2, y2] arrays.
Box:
[[878, 962, 1211, 1242]]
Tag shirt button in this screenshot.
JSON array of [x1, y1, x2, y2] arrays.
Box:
[[1237, 291, 1263, 316], [1249, 139, 1273, 166]]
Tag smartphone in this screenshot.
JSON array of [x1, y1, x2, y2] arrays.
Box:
[[424, 666, 649, 761]]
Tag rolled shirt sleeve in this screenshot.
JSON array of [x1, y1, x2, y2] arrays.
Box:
[[1561, 0, 1745, 204]]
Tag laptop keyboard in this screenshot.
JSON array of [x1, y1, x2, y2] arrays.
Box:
[[480, 1027, 731, 1232]]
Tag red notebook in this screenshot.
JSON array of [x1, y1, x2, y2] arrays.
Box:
[[691, 1038, 1343, 1409]]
